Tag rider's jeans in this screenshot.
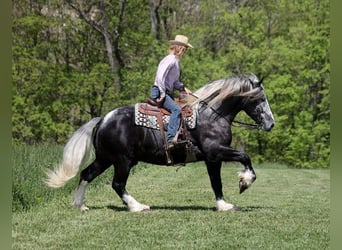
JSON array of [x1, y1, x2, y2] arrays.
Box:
[[151, 86, 181, 143]]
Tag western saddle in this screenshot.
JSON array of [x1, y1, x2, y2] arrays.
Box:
[[138, 94, 195, 165]]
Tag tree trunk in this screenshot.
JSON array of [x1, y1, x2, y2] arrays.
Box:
[[149, 0, 162, 41], [64, 0, 125, 90]]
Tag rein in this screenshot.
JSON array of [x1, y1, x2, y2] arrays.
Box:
[[231, 120, 260, 129], [189, 93, 260, 130]]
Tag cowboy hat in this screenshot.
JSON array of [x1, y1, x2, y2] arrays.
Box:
[[169, 35, 193, 48]]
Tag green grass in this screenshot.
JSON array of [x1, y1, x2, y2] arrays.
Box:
[[12, 145, 330, 249]]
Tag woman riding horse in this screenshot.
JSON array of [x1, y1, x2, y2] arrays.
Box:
[[151, 35, 193, 148], [46, 74, 275, 212]]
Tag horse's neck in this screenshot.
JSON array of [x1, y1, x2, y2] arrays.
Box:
[[215, 97, 244, 123]]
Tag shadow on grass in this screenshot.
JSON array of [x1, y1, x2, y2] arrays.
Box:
[[89, 204, 214, 211], [151, 205, 215, 211], [239, 206, 275, 212], [89, 204, 275, 212], [87, 205, 127, 211]]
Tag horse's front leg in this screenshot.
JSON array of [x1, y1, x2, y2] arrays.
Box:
[[230, 151, 256, 194], [209, 146, 256, 194], [226, 148, 256, 194], [238, 168, 256, 194], [205, 161, 239, 211]]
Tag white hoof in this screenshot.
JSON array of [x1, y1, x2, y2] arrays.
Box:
[[238, 169, 256, 193], [123, 194, 150, 212], [72, 201, 89, 211], [238, 169, 256, 187], [80, 204, 89, 211], [216, 200, 239, 211], [129, 204, 150, 212]]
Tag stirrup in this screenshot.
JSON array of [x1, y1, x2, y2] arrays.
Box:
[[165, 146, 173, 166]]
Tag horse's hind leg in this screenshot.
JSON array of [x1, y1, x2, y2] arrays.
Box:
[[73, 159, 111, 211], [112, 161, 150, 212]]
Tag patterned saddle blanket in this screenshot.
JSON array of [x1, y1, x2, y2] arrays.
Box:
[[134, 103, 197, 130]]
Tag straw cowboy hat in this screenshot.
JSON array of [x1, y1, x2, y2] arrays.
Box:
[[169, 35, 193, 48]]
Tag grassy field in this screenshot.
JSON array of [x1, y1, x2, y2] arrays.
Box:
[[12, 145, 330, 249]]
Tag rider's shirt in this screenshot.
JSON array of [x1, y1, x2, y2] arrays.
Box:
[[153, 54, 184, 98]]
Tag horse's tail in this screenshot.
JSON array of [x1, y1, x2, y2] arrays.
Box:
[[45, 117, 102, 188]]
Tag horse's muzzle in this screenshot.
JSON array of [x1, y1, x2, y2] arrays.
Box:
[[262, 120, 274, 131]]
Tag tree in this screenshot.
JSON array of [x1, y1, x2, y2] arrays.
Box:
[[12, 0, 330, 168], [64, 0, 126, 88]]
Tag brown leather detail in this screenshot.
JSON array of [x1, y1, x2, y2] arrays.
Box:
[[181, 105, 193, 117], [154, 107, 173, 165], [139, 103, 170, 115], [147, 98, 158, 106], [137, 99, 194, 166], [138, 103, 193, 117]]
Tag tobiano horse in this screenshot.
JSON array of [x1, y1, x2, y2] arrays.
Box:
[[45, 74, 275, 212]]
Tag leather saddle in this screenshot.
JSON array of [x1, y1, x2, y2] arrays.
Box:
[[138, 98, 193, 118], [136, 97, 195, 166]]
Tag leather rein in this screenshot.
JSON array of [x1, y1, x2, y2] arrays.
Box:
[[189, 93, 260, 130]]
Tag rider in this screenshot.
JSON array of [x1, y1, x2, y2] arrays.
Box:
[[150, 35, 193, 148]]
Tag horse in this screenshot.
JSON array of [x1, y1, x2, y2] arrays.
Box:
[[45, 74, 275, 212]]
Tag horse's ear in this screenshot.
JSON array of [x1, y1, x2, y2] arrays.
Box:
[[257, 77, 264, 86], [249, 75, 263, 87], [255, 77, 264, 87]]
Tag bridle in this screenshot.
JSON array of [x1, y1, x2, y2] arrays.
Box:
[[190, 93, 261, 130], [231, 120, 260, 129]]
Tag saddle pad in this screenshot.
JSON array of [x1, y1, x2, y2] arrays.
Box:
[[134, 103, 197, 130]]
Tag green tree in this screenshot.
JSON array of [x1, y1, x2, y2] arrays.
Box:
[[12, 0, 330, 168]]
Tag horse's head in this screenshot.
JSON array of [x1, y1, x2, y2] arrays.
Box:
[[187, 74, 275, 131], [242, 76, 275, 131]]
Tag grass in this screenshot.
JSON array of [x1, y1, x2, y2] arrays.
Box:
[[12, 145, 330, 249], [12, 144, 66, 211]]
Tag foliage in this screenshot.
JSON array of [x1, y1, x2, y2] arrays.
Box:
[[12, 0, 330, 168]]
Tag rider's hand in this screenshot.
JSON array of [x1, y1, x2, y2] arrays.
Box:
[[156, 97, 165, 107], [184, 87, 192, 95]]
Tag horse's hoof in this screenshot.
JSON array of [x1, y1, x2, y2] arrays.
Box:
[[217, 200, 239, 211], [80, 204, 89, 211], [73, 202, 89, 211], [130, 204, 151, 212], [218, 205, 240, 212], [239, 181, 249, 194], [238, 169, 256, 194]]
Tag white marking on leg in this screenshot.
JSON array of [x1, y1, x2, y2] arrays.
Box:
[[122, 194, 150, 212], [238, 169, 255, 187], [216, 199, 236, 211], [72, 180, 89, 211]]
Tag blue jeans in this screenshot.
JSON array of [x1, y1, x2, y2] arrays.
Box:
[[151, 86, 181, 143]]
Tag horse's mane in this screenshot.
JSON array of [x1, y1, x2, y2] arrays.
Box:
[[185, 74, 263, 107]]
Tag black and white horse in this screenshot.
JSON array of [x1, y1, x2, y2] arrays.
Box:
[[46, 74, 275, 212]]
